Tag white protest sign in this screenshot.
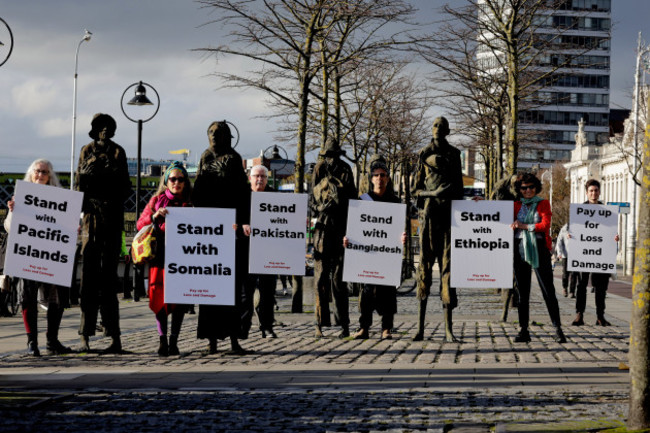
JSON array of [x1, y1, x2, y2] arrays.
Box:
[[4, 181, 83, 287], [450, 200, 513, 288], [342, 200, 406, 286], [567, 203, 618, 274], [164, 207, 236, 305], [249, 191, 308, 275]]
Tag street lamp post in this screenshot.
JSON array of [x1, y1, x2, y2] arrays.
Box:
[[70, 29, 92, 190], [630, 32, 650, 274], [0, 17, 15, 68], [120, 81, 160, 218]]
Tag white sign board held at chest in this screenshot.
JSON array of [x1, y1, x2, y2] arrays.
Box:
[[342, 200, 406, 287], [249, 192, 308, 275], [567, 203, 618, 274], [450, 200, 513, 288], [4, 181, 83, 287], [164, 208, 236, 305]]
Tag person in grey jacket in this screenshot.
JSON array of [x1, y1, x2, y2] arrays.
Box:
[[555, 223, 578, 298]]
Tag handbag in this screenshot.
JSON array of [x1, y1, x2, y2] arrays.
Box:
[[131, 224, 157, 265]]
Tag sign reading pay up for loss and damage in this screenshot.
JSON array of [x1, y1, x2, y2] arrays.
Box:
[[450, 200, 513, 288], [342, 200, 406, 287], [567, 203, 618, 274]]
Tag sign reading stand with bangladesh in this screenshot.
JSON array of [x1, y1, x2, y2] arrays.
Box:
[[165, 208, 236, 305], [342, 200, 405, 286]]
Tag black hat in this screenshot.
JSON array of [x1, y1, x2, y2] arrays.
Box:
[[319, 137, 345, 156]]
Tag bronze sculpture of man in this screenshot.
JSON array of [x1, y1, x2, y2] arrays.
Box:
[[76, 113, 131, 353], [310, 137, 357, 338], [412, 116, 464, 342]]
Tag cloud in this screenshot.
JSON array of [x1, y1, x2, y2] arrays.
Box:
[[11, 78, 66, 117]]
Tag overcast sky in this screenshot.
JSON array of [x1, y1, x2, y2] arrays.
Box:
[[0, 1, 648, 174]]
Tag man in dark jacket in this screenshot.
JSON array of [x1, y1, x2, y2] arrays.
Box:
[[76, 113, 131, 353], [310, 138, 357, 338], [412, 116, 464, 342]]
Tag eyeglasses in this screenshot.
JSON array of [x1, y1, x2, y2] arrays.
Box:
[[168, 176, 185, 183], [372, 173, 387, 178], [520, 185, 535, 191], [251, 174, 267, 178], [34, 169, 49, 176]]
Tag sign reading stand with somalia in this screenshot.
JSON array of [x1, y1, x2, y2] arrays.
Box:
[[450, 200, 513, 288], [164, 207, 236, 305]]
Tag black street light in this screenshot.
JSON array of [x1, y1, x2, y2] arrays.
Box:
[[120, 81, 160, 218], [0, 17, 14, 68]]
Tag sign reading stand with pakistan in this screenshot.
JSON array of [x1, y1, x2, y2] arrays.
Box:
[[249, 191, 308, 275], [450, 200, 513, 288], [164, 208, 236, 305], [567, 203, 618, 274], [4, 181, 83, 287], [342, 200, 405, 287]]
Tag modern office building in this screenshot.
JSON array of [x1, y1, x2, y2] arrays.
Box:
[[477, 0, 611, 171]]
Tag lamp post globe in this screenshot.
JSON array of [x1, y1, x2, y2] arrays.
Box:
[[120, 81, 160, 219]]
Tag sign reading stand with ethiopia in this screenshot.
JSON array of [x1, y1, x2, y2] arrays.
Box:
[[450, 200, 513, 288], [4, 181, 83, 287]]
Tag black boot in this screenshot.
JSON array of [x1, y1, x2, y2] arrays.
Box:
[[554, 327, 567, 343], [27, 334, 40, 357], [158, 335, 168, 357], [103, 336, 122, 354], [514, 328, 531, 343], [207, 338, 217, 354], [168, 335, 179, 356], [46, 306, 72, 355]]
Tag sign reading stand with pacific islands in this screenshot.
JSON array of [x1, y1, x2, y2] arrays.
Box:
[[4, 181, 83, 287], [450, 200, 513, 288], [164, 208, 236, 305]]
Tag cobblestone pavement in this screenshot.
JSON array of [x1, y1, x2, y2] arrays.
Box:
[[0, 389, 628, 433], [0, 276, 634, 431]]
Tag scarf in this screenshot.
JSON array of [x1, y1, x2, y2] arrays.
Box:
[[520, 196, 543, 268]]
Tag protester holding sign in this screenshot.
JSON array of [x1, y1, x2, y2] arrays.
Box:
[[571, 179, 619, 327], [75, 114, 131, 353], [136, 162, 192, 356], [510, 173, 566, 344], [347, 155, 405, 341], [243, 165, 279, 338], [4, 159, 73, 356], [192, 120, 251, 355]]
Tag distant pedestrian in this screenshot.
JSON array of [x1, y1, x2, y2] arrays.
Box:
[[136, 161, 192, 356], [555, 223, 578, 298]]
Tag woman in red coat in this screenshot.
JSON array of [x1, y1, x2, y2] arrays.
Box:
[[510, 172, 566, 344], [136, 161, 192, 356]]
